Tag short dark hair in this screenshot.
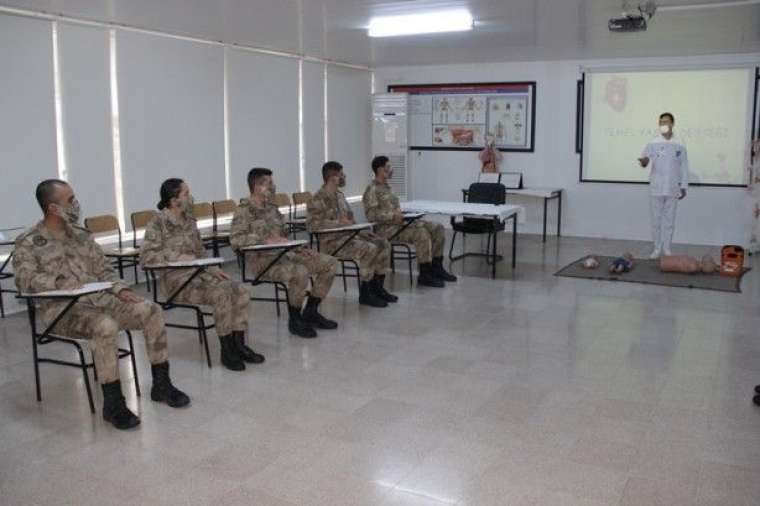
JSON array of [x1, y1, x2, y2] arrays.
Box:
[[371, 156, 389, 174], [35, 179, 68, 213], [247, 167, 272, 192], [157, 178, 184, 210], [659, 112, 675, 123], [322, 161, 343, 183]]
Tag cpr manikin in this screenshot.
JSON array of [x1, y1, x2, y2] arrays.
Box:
[[659, 254, 718, 274], [638, 113, 689, 259]]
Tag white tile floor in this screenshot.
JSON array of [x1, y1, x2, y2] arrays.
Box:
[[0, 234, 759, 505]]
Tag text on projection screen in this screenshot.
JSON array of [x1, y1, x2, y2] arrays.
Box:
[[583, 69, 754, 185]]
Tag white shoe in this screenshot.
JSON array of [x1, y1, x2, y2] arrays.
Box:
[[649, 249, 661, 259], [663, 249, 672, 256]]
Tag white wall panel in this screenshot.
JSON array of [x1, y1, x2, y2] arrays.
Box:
[[58, 23, 116, 218], [0, 14, 57, 228], [227, 49, 299, 198], [117, 31, 225, 217]]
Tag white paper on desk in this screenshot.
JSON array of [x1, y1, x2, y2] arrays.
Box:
[[166, 258, 224, 267], [32, 281, 114, 297], [244, 240, 307, 250]]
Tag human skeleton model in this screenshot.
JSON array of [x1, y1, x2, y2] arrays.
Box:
[[437, 97, 450, 123], [747, 139, 760, 253]]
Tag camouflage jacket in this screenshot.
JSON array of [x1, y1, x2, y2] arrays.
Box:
[[306, 185, 354, 233], [362, 180, 401, 236], [230, 197, 289, 260], [140, 209, 218, 290], [13, 221, 128, 318]]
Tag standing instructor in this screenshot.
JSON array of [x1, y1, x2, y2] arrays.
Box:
[[638, 112, 689, 258]]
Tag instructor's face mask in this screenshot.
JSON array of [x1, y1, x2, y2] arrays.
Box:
[[180, 195, 195, 216], [659, 124, 671, 134], [52, 200, 81, 225]]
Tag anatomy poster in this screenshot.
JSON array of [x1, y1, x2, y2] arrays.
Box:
[[389, 82, 535, 152]]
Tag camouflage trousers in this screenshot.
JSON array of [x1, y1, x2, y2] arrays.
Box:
[[320, 232, 390, 281], [46, 294, 168, 384], [386, 220, 445, 264], [248, 249, 338, 307], [166, 272, 250, 337]]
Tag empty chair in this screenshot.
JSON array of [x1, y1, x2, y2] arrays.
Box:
[[84, 214, 141, 285], [193, 202, 229, 256]]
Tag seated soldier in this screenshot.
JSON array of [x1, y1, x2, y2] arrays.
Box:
[[363, 155, 456, 288], [230, 168, 338, 339], [13, 179, 189, 430], [140, 178, 264, 372], [307, 161, 397, 308]]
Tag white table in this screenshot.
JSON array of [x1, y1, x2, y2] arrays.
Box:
[[462, 186, 563, 242], [401, 200, 524, 277]]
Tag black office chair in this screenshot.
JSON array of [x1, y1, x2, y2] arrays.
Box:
[[449, 182, 507, 263]]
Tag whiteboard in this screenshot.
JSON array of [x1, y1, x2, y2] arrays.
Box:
[[388, 82, 536, 152]]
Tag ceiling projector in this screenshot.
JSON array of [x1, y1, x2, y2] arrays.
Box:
[[608, 13, 648, 32], [609, 1, 656, 32]]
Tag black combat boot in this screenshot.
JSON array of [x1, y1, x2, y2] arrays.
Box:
[[232, 331, 265, 364], [432, 256, 457, 282], [102, 380, 140, 430], [288, 305, 317, 338], [418, 263, 445, 288], [150, 361, 191, 407], [302, 296, 338, 329], [359, 280, 388, 307], [372, 274, 398, 303], [218, 334, 246, 371]]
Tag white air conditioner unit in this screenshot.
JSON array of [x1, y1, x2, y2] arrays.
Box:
[[372, 93, 409, 200]]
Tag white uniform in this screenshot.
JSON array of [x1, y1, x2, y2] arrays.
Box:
[[641, 134, 689, 254]]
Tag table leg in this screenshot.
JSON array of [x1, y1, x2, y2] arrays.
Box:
[[492, 217, 498, 279], [557, 191, 562, 237], [512, 215, 517, 270], [542, 197, 548, 243]]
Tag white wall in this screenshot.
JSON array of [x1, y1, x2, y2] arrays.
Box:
[[375, 53, 760, 246]]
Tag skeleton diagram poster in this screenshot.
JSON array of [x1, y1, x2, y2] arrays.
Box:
[[388, 82, 536, 152]]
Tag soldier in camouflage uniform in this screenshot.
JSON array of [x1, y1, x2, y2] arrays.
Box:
[[363, 155, 457, 288], [140, 178, 264, 372], [230, 168, 338, 339], [307, 161, 397, 307], [13, 180, 189, 430]]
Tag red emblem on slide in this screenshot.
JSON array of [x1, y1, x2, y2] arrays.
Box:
[[605, 77, 628, 112]]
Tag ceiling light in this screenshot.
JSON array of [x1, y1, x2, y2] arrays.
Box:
[[368, 9, 474, 38]]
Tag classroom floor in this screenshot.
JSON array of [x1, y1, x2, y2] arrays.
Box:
[[0, 234, 759, 506]]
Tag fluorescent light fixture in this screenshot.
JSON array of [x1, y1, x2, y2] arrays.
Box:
[[368, 9, 473, 37]]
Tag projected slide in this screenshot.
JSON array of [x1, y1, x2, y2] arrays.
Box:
[[581, 68, 755, 186]]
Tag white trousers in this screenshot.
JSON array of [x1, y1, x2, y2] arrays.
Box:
[[650, 196, 678, 252]]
